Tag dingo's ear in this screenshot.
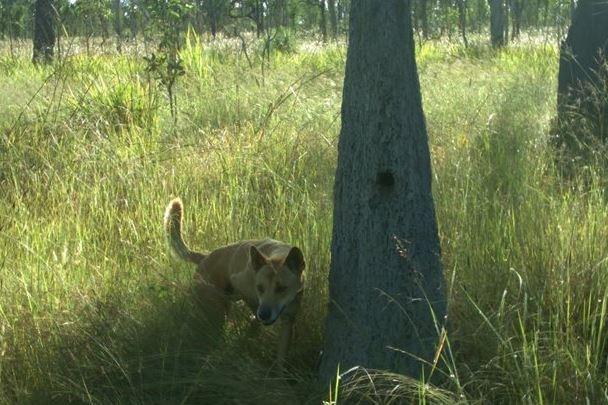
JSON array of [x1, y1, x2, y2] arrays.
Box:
[[250, 245, 267, 272], [285, 247, 305, 274]]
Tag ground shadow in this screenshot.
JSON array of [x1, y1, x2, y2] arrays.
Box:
[[29, 274, 324, 404]]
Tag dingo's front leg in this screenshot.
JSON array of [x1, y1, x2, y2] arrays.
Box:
[[277, 316, 294, 371]]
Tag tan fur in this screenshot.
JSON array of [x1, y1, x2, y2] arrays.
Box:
[[163, 198, 305, 368]]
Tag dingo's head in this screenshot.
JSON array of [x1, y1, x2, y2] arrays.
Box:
[[249, 245, 305, 325]]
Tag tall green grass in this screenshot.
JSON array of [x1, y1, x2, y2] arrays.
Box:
[[1, 34, 608, 404]]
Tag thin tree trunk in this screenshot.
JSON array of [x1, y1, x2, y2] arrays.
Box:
[[511, 0, 522, 40], [457, 0, 468, 47], [328, 0, 338, 40], [489, 0, 505, 47], [475, 0, 485, 31], [418, 0, 429, 39], [336, 0, 348, 26], [275, 0, 289, 27], [254, 0, 264, 38], [208, 0, 219, 38], [319, 0, 328, 42], [320, 0, 446, 381], [32, 0, 56, 64], [503, 0, 509, 44], [443, 3, 451, 39], [114, 0, 122, 52], [8, 19, 15, 59]]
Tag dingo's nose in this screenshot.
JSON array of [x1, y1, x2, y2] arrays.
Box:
[[257, 307, 272, 322]]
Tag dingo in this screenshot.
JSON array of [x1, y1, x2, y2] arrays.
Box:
[[163, 198, 305, 368]]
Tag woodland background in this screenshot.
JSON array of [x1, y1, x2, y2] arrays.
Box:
[[2, 0, 608, 403]]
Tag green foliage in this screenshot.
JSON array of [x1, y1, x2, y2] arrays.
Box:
[[74, 72, 154, 132], [142, 0, 191, 126], [144, 0, 191, 48], [0, 0, 28, 38], [143, 51, 185, 124], [73, 0, 111, 35], [271, 26, 297, 54]]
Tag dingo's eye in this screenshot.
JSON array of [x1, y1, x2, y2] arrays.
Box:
[[257, 285, 265, 294], [275, 285, 287, 294]]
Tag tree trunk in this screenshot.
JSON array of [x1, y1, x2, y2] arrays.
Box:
[[319, 0, 446, 381], [442, 2, 452, 39], [275, 0, 289, 28], [114, 0, 122, 52], [129, 4, 139, 39], [457, 0, 468, 47], [207, 0, 222, 38], [8, 16, 15, 59], [32, 0, 56, 64], [328, 0, 338, 40], [336, 0, 348, 26], [254, 0, 264, 38], [489, 0, 505, 47], [556, 0, 608, 149], [319, 0, 328, 42], [503, 0, 509, 44], [474, 0, 486, 31], [417, 0, 429, 39], [511, 0, 522, 40], [210, 17, 218, 38]]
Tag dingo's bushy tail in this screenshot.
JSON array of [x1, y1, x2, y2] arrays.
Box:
[[164, 198, 207, 264]]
